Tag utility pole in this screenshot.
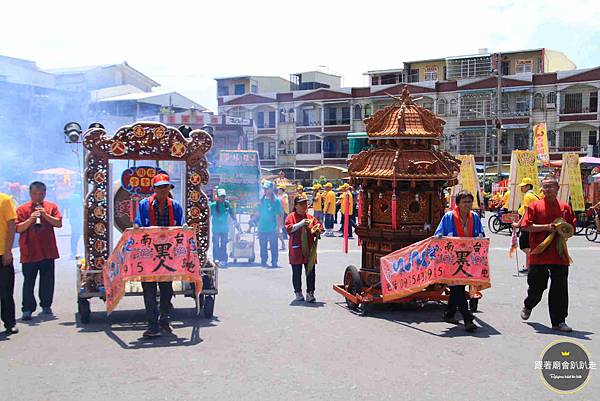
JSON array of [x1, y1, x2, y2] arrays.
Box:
[[496, 53, 503, 176]]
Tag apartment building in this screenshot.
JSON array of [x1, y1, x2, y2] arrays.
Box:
[[216, 49, 599, 175]]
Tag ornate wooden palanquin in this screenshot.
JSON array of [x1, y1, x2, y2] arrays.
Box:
[[349, 87, 460, 286], [82, 122, 212, 286]]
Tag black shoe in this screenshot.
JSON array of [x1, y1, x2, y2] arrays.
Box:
[[444, 315, 459, 325], [518, 268, 528, 274], [464, 320, 478, 332], [142, 327, 161, 338], [160, 322, 173, 333], [5, 326, 18, 335]]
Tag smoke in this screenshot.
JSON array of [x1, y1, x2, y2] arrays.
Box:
[[0, 73, 87, 192]]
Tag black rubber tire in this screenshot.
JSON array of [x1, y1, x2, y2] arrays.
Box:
[[343, 265, 362, 311], [469, 298, 479, 313], [203, 295, 215, 318], [488, 215, 501, 234], [78, 298, 91, 324], [585, 224, 598, 242]]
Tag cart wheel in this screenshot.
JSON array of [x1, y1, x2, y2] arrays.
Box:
[[343, 265, 362, 311], [585, 224, 598, 242], [469, 298, 479, 313], [203, 295, 215, 318], [488, 215, 501, 234], [78, 298, 91, 324], [576, 225, 585, 235]]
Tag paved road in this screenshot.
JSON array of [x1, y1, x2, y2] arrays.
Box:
[[1, 219, 598, 400]]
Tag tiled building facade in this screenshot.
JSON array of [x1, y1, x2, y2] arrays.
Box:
[[216, 49, 599, 173]]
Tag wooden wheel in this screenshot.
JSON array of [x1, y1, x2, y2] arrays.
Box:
[[343, 265, 362, 311]]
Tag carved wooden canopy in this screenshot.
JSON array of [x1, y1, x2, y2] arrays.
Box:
[[365, 87, 445, 139], [348, 146, 460, 181], [82, 121, 212, 271]]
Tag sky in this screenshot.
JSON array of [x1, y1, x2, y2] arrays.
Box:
[[1, 0, 599, 112]]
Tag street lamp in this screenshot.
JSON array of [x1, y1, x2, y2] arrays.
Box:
[[63, 122, 83, 143]]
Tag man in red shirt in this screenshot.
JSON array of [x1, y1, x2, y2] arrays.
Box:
[[520, 176, 576, 332], [16, 182, 62, 321]]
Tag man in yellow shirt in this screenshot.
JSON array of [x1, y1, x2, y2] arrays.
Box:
[[501, 189, 511, 211], [322, 183, 337, 237], [311, 184, 323, 223], [513, 177, 540, 274], [337, 184, 354, 238], [0, 192, 18, 334]]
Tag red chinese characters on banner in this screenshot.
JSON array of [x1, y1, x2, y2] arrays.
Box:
[[380, 237, 491, 302], [103, 227, 203, 314]]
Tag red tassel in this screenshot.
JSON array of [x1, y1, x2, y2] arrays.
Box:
[[391, 194, 397, 230], [130, 198, 135, 222], [357, 190, 363, 226]]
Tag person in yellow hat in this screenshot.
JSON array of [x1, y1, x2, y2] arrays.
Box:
[[296, 184, 307, 200], [311, 183, 323, 223], [322, 183, 336, 237], [337, 183, 354, 238], [512, 177, 541, 274]]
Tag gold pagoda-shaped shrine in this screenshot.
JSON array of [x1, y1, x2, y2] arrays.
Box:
[[349, 87, 460, 283]]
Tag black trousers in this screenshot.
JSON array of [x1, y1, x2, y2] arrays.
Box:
[[142, 281, 173, 328], [291, 264, 316, 293], [22, 259, 55, 313], [524, 264, 569, 326], [446, 285, 474, 323], [0, 260, 16, 329]]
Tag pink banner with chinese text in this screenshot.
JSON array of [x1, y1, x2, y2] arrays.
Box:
[[103, 227, 203, 314], [380, 237, 491, 302]]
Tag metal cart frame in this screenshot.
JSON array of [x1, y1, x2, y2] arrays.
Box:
[[77, 121, 216, 322]]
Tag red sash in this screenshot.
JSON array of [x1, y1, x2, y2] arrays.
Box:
[[452, 207, 473, 237], [148, 195, 175, 226]]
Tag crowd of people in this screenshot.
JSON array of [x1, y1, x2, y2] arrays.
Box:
[[0, 174, 578, 337]]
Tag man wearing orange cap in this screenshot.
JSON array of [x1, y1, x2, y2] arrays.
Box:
[[135, 173, 183, 338]]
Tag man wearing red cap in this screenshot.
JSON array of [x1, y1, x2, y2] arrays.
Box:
[[134, 173, 184, 338]]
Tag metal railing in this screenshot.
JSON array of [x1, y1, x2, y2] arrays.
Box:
[[324, 119, 350, 126], [549, 146, 587, 153], [560, 106, 597, 114], [296, 121, 322, 127]]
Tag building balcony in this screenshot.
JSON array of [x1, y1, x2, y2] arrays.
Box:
[[500, 108, 530, 118], [560, 106, 597, 115]]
